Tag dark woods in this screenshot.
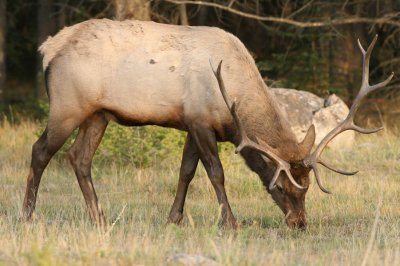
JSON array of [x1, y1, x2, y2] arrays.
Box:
[[1, 0, 399, 119]]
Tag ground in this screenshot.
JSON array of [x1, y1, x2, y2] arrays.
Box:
[[0, 120, 399, 265]]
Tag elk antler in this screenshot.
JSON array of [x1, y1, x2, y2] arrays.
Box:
[[303, 35, 394, 193], [210, 60, 305, 190]]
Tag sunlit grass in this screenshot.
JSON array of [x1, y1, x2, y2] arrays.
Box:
[[0, 120, 399, 265]]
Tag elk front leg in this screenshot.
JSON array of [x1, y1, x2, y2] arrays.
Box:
[[67, 112, 108, 227], [168, 134, 199, 224], [190, 126, 238, 229]]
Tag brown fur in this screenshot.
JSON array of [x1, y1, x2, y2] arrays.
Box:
[[22, 19, 315, 229]]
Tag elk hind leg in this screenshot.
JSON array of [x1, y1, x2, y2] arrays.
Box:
[[22, 119, 81, 221], [67, 112, 108, 226]]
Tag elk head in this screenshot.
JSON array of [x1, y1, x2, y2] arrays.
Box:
[[211, 35, 393, 229]]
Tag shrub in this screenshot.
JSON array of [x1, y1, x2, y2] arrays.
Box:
[[92, 123, 237, 168], [95, 123, 186, 168]]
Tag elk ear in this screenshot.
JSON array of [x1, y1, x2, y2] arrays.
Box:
[[299, 124, 316, 155]]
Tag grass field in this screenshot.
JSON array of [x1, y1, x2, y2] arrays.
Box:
[[0, 120, 399, 265]]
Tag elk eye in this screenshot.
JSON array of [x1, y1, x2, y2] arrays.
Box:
[[276, 185, 284, 193]]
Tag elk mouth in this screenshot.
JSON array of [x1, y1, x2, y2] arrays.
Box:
[[269, 187, 308, 230], [285, 210, 308, 230]]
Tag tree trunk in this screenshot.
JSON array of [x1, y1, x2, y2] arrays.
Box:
[[346, 2, 367, 100], [179, 4, 189, 25], [196, 5, 208, 25], [0, 0, 6, 104], [330, 1, 366, 100], [114, 0, 151, 21], [36, 0, 54, 99]]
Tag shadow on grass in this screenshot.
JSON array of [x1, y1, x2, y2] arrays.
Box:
[[240, 216, 282, 229]]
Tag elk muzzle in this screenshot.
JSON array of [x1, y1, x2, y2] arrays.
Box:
[[286, 210, 308, 230]]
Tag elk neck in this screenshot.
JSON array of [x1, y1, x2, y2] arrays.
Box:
[[231, 81, 306, 163]]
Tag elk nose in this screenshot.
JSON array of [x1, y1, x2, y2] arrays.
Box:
[[295, 220, 307, 230], [286, 217, 307, 230]]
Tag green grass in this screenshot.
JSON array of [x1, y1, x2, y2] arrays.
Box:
[[0, 120, 399, 265]]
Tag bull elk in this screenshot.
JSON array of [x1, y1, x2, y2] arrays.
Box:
[[22, 19, 393, 229]]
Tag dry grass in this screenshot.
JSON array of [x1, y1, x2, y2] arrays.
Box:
[[0, 120, 399, 265]]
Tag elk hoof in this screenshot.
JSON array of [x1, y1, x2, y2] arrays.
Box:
[[19, 216, 31, 223], [89, 212, 107, 228], [167, 212, 183, 225], [222, 219, 240, 230]]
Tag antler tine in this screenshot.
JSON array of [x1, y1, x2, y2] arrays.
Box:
[[210, 60, 305, 190], [351, 124, 383, 134], [255, 138, 304, 190], [318, 159, 358, 176], [212, 61, 233, 108], [353, 35, 394, 109], [210, 60, 250, 154], [357, 35, 376, 89], [267, 162, 301, 191], [311, 163, 331, 194], [304, 36, 394, 193], [313, 159, 358, 194]]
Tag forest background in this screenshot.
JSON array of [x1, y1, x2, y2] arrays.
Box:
[[2, 0, 400, 104], [0, 0, 399, 165], [0, 2, 399, 264]]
